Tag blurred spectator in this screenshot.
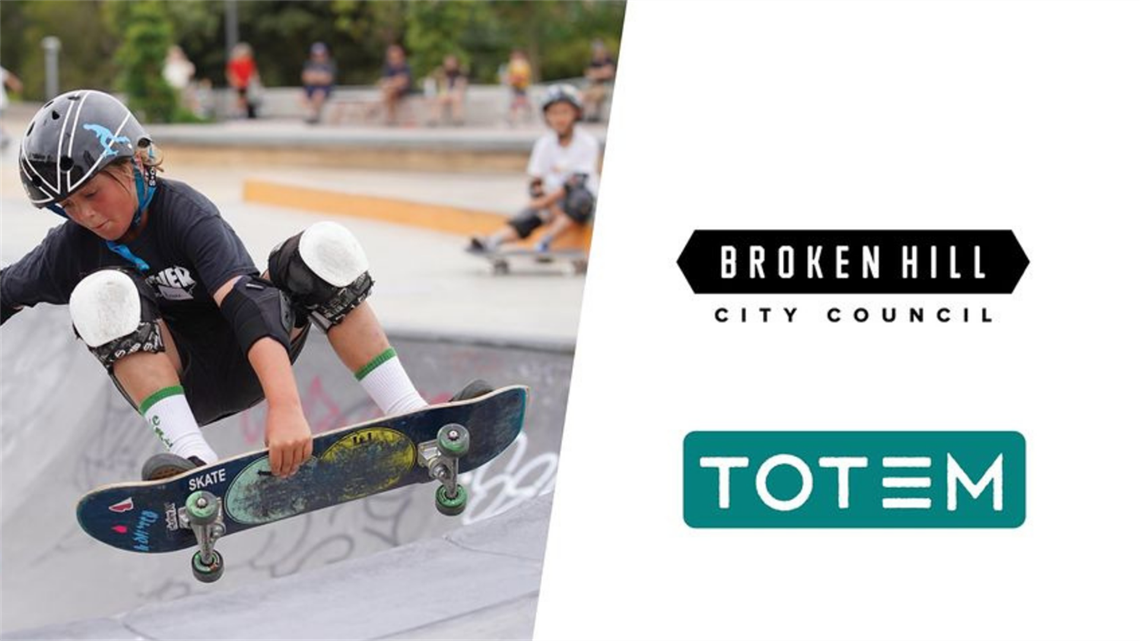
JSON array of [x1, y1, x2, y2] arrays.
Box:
[[468, 85, 599, 255], [163, 45, 200, 117], [378, 44, 412, 126], [226, 42, 260, 119], [0, 66, 22, 148], [427, 54, 468, 127], [505, 49, 533, 127], [301, 42, 337, 124], [195, 78, 217, 120], [582, 39, 616, 123]]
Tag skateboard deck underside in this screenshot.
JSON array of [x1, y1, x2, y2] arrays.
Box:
[[483, 250, 588, 275], [76, 386, 527, 553], [485, 249, 586, 258]]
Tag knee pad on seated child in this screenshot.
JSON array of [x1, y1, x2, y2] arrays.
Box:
[[268, 221, 373, 332], [561, 174, 595, 223], [69, 268, 164, 369], [507, 208, 546, 239], [562, 188, 595, 224]]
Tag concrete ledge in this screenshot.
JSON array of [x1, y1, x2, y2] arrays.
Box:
[[168, 145, 532, 173], [146, 120, 604, 173], [151, 122, 553, 152]]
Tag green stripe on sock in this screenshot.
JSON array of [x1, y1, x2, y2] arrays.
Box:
[[354, 348, 397, 381], [138, 385, 186, 415]]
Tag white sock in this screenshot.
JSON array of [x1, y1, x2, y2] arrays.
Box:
[[140, 386, 218, 464], [355, 348, 428, 416]]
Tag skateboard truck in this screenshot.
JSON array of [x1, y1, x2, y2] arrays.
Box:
[[417, 423, 471, 516], [181, 490, 226, 583]]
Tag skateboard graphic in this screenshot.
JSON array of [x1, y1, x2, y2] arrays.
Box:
[[481, 248, 588, 276], [76, 385, 528, 583]]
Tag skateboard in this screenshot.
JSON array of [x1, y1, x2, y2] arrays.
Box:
[[481, 248, 588, 276], [76, 385, 528, 583]]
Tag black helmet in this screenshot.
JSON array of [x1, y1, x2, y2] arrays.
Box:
[[19, 89, 152, 208], [540, 84, 583, 114]]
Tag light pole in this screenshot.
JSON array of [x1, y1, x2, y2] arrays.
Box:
[[41, 36, 61, 99], [225, 0, 239, 56]]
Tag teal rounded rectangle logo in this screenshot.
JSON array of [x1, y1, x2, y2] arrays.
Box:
[[684, 431, 1025, 528]]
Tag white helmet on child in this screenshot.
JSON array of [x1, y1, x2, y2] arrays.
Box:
[[540, 84, 583, 114]]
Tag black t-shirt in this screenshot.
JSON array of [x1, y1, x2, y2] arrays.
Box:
[[1, 178, 257, 329], [384, 62, 412, 94], [302, 59, 337, 87], [444, 68, 466, 90]]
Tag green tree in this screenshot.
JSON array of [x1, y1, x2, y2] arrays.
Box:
[[0, 0, 626, 104], [536, 2, 625, 81], [6, 0, 118, 100], [408, 0, 474, 79], [491, 1, 547, 82], [114, 1, 177, 122]]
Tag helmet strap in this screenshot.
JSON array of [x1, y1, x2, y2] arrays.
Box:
[[43, 161, 156, 273], [131, 160, 156, 227], [104, 240, 151, 273], [102, 161, 157, 273], [97, 161, 157, 274]]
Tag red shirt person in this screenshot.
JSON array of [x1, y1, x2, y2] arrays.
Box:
[[226, 43, 260, 119]]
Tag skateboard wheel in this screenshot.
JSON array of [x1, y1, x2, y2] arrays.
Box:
[[437, 424, 470, 457], [435, 483, 468, 516], [492, 261, 509, 275], [191, 549, 225, 583], [186, 491, 219, 526]]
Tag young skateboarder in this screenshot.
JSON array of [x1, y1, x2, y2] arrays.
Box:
[[1, 90, 487, 481], [468, 84, 601, 254]]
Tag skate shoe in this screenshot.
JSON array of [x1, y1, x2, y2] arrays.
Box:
[[141, 453, 207, 481], [450, 379, 495, 402]]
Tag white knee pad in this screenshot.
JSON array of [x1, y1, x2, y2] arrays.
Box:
[[299, 222, 369, 287], [69, 269, 164, 369], [269, 222, 374, 332], [69, 270, 143, 348]]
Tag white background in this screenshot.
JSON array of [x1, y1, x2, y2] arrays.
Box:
[[536, 2, 1139, 640]]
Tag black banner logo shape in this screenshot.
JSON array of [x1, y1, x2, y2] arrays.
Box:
[[677, 230, 1029, 294]]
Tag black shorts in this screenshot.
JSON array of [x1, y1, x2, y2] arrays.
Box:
[[176, 316, 310, 425], [304, 85, 334, 99], [115, 313, 311, 426]]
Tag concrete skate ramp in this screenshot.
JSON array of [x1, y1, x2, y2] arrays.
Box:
[[4, 495, 552, 640], [0, 306, 570, 634]]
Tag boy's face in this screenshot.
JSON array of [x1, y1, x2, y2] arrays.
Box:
[[57, 170, 137, 241], [545, 102, 579, 135]]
